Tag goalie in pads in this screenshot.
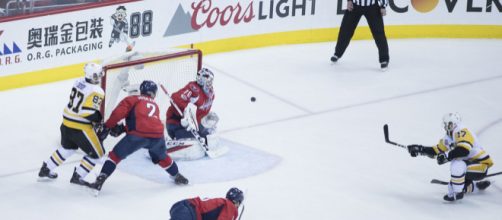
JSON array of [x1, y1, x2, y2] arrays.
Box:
[[165, 68, 226, 160]]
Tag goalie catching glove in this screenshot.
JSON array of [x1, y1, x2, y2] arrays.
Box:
[[201, 112, 219, 135], [180, 102, 198, 132]]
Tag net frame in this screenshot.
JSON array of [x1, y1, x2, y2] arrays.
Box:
[[100, 49, 202, 119]]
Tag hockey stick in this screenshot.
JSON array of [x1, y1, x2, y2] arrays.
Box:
[[159, 84, 226, 158], [238, 204, 245, 220], [383, 124, 407, 149], [430, 171, 502, 185]]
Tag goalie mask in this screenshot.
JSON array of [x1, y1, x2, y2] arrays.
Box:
[[196, 68, 214, 93], [443, 112, 461, 137], [84, 62, 104, 84]]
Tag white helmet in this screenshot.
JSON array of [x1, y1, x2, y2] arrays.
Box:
[[84, 62, 104, 84], [443, 112, 461, 136], [196, 68, 214, 93]]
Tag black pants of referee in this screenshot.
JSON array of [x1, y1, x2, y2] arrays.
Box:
[[334, 4, 389, 63]]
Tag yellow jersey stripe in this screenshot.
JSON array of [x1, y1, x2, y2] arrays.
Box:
[[451, 177, 465, 184], [51, 152, 64, 165], [467, 164, 488, 173], [82, 128, 104, 157], [81, 159, 94, 171], [456, 141, 472, 151]]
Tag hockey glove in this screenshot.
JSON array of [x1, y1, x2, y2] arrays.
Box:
[[436, 152, 449, 165], [110, 123, 126, 137], [97, 127, 110, 141], [201, 112, 219, 135], [181, 103, 198, 132], [407, 145, 424, 157]]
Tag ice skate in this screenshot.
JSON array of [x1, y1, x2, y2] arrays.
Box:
[[174, 173, 189, 185], [380, 61, 389, 72], [330, 54, 339, 63], [443, 192, 464, 202], [38, 162, 57, 181], [70, 168, 91, 187], [476, 180, 491, 190], [89, 174, 108, 196]]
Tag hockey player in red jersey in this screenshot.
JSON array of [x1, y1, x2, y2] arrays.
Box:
[[89, 80, 188, 195], [166, 68, 217, 141], [170, 187, 244, 220], [165, 68, 226, 160]]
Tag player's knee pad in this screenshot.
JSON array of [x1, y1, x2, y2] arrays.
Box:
[[449, 160, 467, 192], [450, 160, 467, 176]]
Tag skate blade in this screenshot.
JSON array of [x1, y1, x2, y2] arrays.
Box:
[[87, 187, 101, 197], [93, 189, 100, 197], [37, 177, 56, 182]]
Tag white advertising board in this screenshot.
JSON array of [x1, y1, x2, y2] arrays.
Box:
[[0, 0, 501, 77]]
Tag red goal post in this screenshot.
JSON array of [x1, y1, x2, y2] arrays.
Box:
[[100, 49, 202, 121]]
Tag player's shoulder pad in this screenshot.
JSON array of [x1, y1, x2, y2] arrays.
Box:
[[454, 128, 474, 150], [92, 84, 105, 96]]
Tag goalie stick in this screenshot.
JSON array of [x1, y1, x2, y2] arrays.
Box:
[[430, 171, 502, 185], [383, 124, 407, 149], [159, 84, 226, 158]]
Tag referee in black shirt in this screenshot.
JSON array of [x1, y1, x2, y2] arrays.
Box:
[[331, 0, 390, 70]]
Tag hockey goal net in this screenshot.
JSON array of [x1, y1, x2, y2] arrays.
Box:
[[101, 49, 202, 120]]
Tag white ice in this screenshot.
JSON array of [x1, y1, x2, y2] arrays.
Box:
[[1, 39, 502, 219]]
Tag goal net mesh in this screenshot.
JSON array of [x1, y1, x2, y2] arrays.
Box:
[[101, 49, 202, 121]]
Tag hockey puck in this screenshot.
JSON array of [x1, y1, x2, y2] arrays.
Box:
[[250, 97, 256, 102]]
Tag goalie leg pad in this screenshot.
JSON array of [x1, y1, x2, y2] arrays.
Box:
[[167, 124, 195, 139], [167, 139, 205, 161]]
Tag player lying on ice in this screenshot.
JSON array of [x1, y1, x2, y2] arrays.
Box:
[[406, 113, 493, 201], [170, 187, 244, 220]]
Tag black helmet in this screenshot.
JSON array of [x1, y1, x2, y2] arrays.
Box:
[[140, 80, 157, 98], [226, 187, 244, 204]]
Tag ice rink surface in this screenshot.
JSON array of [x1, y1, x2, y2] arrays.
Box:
[[1, 39, 502, 219]]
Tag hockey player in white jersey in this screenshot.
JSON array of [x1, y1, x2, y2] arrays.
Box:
[[38, 63, 106, 186], [406, 113, 494, 201]]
